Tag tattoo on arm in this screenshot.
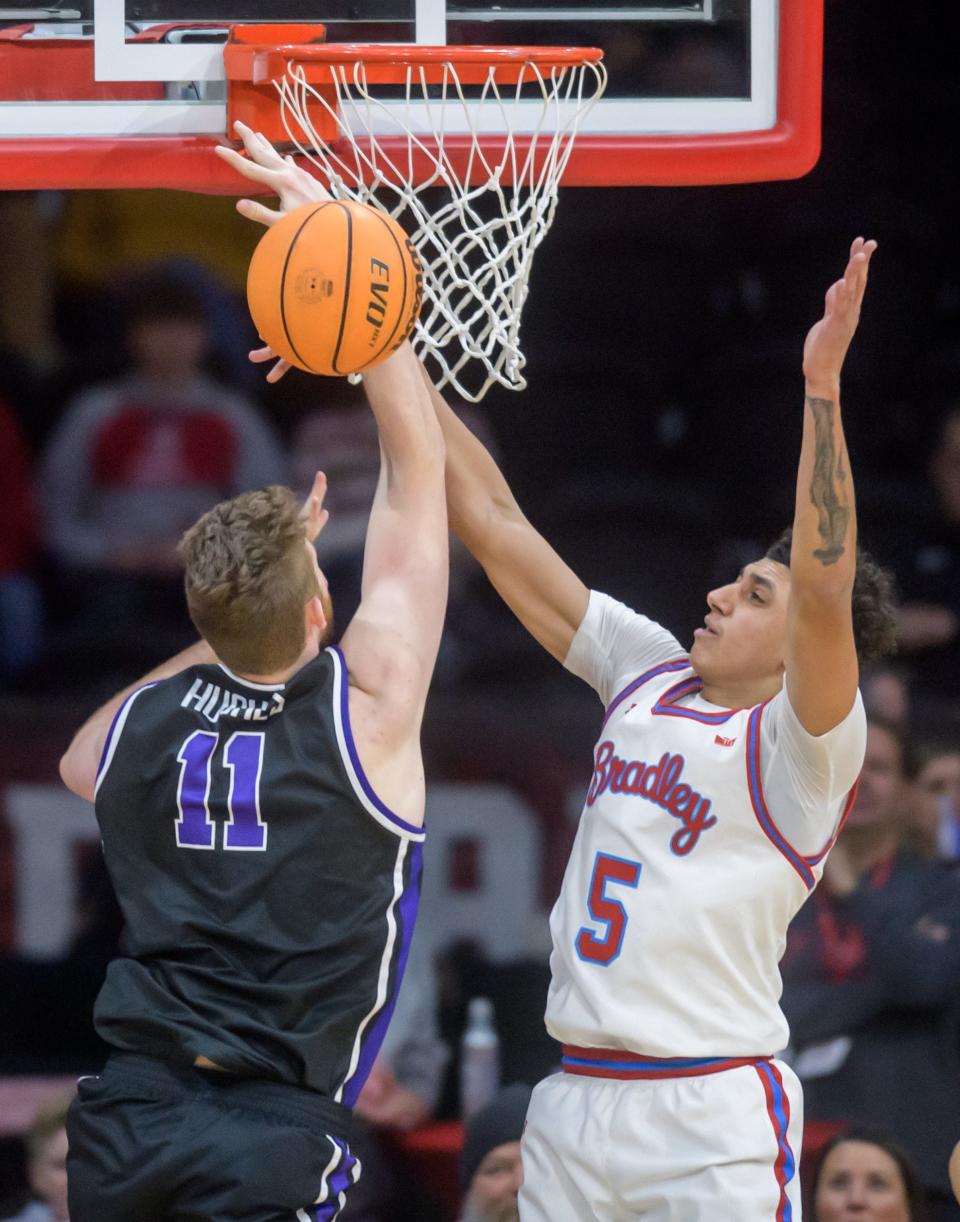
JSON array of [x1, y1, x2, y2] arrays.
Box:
[[807, 395, 850, 566]]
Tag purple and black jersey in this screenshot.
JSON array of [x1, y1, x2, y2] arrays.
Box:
[[91, 646, 424, 1101]]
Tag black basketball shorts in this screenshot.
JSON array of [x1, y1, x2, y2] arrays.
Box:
[[66, 1052, 359, 1222]]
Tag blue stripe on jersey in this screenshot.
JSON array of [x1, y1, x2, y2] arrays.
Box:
[[339, 839, 423, 1108], [311, 1137, 360, 1221], [602, 658, 690, 728], [746, 706, 815, 889], [329, 645, 424, 837], [651, 676, 742, 724], [755, 1061, 796, 1221], [564, 1054, 729, 1071]]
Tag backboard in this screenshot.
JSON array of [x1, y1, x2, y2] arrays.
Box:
[[0, 0, 822, 191]]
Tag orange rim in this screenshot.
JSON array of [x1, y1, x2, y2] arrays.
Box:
[[248, 43, 603, 68]]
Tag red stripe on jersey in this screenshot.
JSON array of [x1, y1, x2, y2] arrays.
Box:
[[754, 1061, 795, 1222]]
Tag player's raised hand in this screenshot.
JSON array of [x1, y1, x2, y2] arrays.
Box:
[[215, 119, 332, 228], [299, 471, 330, 544], [249, 342, 291, 384], [218, 121, 335, 383], [802, 236, 877, 393]]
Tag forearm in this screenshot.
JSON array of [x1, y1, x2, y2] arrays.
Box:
[[791, 380, 857, 594], [361, 343, 445, 480], [61, 638, 217, 799], [417, 361, 521, 557]]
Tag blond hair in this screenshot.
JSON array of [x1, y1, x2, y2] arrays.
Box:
[[179, 486, 320, 675]]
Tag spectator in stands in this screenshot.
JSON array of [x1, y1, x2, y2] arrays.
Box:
[[458, 1083, 531, 1222], [892, 403, 960, 710], [862, 662, 912, 730], [810, 1126, 927, 1222], [0, 396, 42, 684], [8, 1094, 71, 1222], [341, 935, 448, 1222], [39, 265, 284, 670], [781, 717, 960, 1220], [909, 738, 960, 863]]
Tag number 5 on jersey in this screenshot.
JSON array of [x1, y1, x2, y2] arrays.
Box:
[[576, 852, 642, 965]]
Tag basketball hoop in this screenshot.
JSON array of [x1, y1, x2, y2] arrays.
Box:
[[225, 33, 606, 401]]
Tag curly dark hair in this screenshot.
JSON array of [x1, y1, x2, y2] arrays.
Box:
[[765, 527, 898, 665]]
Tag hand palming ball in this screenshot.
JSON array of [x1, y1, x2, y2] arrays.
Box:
[[247, 200, 423, 376]]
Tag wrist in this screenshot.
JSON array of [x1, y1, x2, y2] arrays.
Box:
[[804, 378, 840, 401]]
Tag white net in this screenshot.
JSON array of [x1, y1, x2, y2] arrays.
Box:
[[275, 52, 607, 402]]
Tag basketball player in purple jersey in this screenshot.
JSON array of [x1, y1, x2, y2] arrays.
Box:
[[58, 311, 448, 1215], [224, 127, 896, 1220]]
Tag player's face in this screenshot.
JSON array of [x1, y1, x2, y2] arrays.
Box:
[[689, 559, 789, 693], [910, 749, 960, 849], [462, 1140, 523, 1222], [814, 1140, 911, 1222], [845, 723, 904, 831]]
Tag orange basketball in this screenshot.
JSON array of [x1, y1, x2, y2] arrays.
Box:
[[246, 200, 423, 376]]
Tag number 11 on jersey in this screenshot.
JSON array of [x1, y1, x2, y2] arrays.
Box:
[[576, 852, 642, 966], [176, 730, 268, 851]]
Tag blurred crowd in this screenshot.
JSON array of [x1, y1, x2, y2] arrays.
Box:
[[3, 2, 960, 1218]]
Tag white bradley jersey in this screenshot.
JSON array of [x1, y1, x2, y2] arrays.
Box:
[[546, 591, 866, 1059]]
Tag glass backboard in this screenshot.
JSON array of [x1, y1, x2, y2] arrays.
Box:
[[0, 0, 822, 190]]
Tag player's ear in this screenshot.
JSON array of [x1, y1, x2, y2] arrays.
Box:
[[306, 595, 327, 637]]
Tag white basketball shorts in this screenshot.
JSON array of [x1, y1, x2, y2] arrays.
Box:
[[519, 1050, 803, 1222]]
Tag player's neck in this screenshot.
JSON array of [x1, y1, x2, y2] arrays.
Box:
[[698, 674, 782, 711], [234, 640, 321, 687]]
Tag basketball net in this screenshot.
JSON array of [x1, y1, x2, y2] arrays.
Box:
[[275, 54, 607, 401]]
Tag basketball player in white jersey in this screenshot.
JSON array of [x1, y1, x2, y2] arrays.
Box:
[[221, 129, 895, 1220]]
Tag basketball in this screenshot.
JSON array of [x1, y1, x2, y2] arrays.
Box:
[[246, 200, 423, 376]]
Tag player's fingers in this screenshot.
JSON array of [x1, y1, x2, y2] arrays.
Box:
[[848, 246, 874, 308], [266, 358, 291, 383], [214, 141, 278, 185], [824, 280, 841, 313], [233, 120, 287, 168], [236, 197, 281, 228], [311, 471, 329, 509], [249, 345, 276, 363]]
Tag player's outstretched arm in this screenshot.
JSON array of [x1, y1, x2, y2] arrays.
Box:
[[418, 368, 590, 663], [785, 237, 877, 735], [216, 124, 590, 664], [59, 639, 217, 802], [337, 344, 448, 825]]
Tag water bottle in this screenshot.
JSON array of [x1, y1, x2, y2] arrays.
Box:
[[460, 996, 500, 1119]]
